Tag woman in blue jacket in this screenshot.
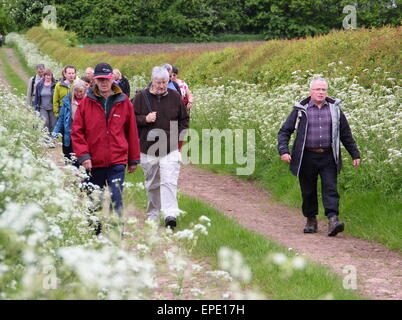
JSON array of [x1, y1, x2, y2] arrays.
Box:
[[53, 79, 87, 166]]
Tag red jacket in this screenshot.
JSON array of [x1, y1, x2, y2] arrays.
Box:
[[72, 85, 140, 168]]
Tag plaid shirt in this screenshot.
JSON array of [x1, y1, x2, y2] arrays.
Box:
[[305, 100, 332, 149]]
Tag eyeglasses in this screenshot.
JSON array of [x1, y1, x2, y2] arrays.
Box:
[[154, 80, 168, 85], [311, 88, 327, 92]]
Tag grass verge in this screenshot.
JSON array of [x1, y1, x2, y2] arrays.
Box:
[[193, 158, 402, 252], [6, 43, 33, 76], [124, 167, 366, 300], [0, 47, 27, 96]]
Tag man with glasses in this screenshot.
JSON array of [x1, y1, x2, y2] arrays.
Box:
[[278, 77, 360, 236]]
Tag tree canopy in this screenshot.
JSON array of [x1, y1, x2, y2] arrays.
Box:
[[3, 0, 401, 40]]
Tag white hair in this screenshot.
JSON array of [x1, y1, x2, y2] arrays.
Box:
[[85, 67, 94, 73], [72, 79, 88, 91], [162, 63, 172, 72], [310, 77, 328, 89], [152, 66, 169, 80]]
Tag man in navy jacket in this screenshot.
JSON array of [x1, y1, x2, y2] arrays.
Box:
[[278, 77, 360, 236]]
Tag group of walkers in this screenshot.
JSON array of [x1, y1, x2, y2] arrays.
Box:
[[26, 57, 360, 238], [26, 61, 192, 233]]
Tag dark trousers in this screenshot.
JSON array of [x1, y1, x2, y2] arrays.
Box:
[[88, 164, 126, 216], [62, 143, 79, 167], [298, 151, 340, 218]]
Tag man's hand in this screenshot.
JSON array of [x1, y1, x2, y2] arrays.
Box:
[[280, 154, 292, 163], [128, 164, 137, 173], [353, 158, 360, 168], [146, 112, 157, 123], [82, 159, 92, 171]]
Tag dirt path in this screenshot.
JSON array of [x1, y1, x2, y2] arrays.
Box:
[[178, 165, 402, 300], [3, 47, 30, 83]]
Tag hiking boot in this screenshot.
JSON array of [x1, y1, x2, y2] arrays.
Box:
[[303, 216, 318, 233], [165, 216, 177, 230], [328, 216, 344, 236], [95, 221, 102, 236]]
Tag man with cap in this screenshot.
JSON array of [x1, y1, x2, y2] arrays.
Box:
[[27, 64, 45, 107], [72, 62, 140, 222]]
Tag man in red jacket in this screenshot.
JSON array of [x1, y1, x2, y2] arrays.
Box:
[[72, 63, 140, 219]]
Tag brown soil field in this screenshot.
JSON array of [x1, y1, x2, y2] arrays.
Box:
[[85, 41, 265, 55]]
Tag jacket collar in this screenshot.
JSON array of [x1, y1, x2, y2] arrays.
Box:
[[148, 87, 169, 97], [59, 78, 74, 88], [295, 96, 340, 110], [38, 77, 57, 87], [87, 84, 126, 104]]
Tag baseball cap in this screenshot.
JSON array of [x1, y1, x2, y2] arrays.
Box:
[[93, 63, 113, 79]]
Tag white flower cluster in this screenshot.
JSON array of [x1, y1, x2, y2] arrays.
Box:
[[188, 64, 401, 192], [267, 252, 307, 279], [0, 84, 157, 299]]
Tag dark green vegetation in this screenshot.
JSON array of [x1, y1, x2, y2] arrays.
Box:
[[3, 0, 401, 41]]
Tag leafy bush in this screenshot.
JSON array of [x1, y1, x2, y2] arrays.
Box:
[[4, 0, 401, 40]]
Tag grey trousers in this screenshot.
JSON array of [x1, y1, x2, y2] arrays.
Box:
[[39, 108, 57, 134], [140, 150, 183, 220]]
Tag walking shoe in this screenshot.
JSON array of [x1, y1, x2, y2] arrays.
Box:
[[165, 216, 177, 230], [328, 216, 344, 236], [88, 219, 102, 235], [303, 216, 318, 233]]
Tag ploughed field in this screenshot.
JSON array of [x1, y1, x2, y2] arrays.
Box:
[[84, 41, 265, 55]]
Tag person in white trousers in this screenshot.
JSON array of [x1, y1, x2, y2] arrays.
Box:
[[133, 66, 189, 229]]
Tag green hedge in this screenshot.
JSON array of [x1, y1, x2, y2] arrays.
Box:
[[4, 0, 402, 41], [26, 25, 401, 88]]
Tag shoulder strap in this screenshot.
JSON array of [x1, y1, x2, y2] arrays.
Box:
[[295, 109, 302, 131], [172, 81, 182, 97], [141, 89, 152, 113], [31, 76, 36, 95]]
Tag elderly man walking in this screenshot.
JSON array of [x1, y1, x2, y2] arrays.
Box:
[[72, 62, 140, 219], [278, 77, 360, 236], [133, 66, 189, 229], [27, 64, 45, 107]]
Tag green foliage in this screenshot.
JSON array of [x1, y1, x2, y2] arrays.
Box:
[[25, 25, 402, 91], [4, 0, 402, 40], [0, 5, 14, 33]]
